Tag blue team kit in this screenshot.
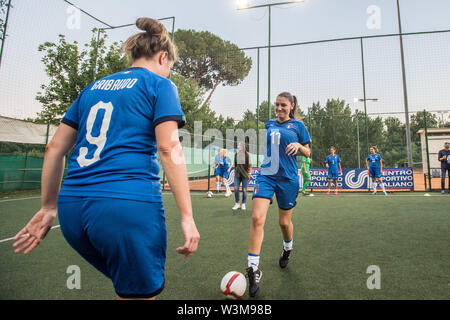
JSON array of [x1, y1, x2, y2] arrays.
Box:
[[367, 153, 382, 178], [58, 67, 185, 297], [326, 154, 341, 180], [253, 118, 311, 210]]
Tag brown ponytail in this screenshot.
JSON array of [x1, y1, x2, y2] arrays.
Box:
[[123, 17, 178, 62]]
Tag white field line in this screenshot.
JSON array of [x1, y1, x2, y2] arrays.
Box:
[[0, 196, 41, 203], [0, 225, 60, 244]]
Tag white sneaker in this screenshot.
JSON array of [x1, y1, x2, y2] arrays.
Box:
[[225, 191, 232, 198], [232, 203, 240, 210], [241, 204, 246, 210]]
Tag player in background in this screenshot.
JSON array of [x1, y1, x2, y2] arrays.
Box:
[[232, 142, 252, 211], [325, 146, 342, 195], [366, 146, 387, 195], [246, 92, 311, 298], [220, 149, 233, 197], [12, 18, 200, 300], [213, 149, 224, 193], [300, 155, 312, 196], [438, 142, 450, 194]]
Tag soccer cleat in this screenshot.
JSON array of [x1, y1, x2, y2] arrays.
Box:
[[225, 191, 232, 198], [241, 204, 246, 210], [326, 191, 330, 195], [279, 249, 292, 269], [246, 267, 262, 297], [383, 191, 388, 196], [334, 190, 338, 195], [372, 190, 377, 195], [442, 190, 446, 194], [232, 203, 240, 211], [301, 190, 309, 196]]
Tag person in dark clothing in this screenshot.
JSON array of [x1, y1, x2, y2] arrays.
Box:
[[232, 142, 252, 211], [438, 142, 450, 194]]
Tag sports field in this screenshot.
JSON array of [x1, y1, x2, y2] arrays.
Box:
[[0, 190, 449, 300]]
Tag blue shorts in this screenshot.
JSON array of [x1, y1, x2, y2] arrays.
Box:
[[219, 166, 230, 179], [214, 166, 221, 176], [252, 174, 299, 210], [327, 170, 339, 180], [57, 196, 166, 298], [369, 167, 381, 178]]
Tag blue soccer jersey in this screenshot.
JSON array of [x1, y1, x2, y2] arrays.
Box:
[[59, 67, 185, 202], [367, 153, 382, 168], [214, 154, 223, 167], [260, 118, 311, 179], [222, 155, 232, 169], [326, 154, 341, 173]]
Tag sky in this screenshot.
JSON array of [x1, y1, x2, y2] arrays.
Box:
[[0, 0, 450, 122]]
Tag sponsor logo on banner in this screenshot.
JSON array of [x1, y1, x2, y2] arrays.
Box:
[[226, 167, 414, 190]]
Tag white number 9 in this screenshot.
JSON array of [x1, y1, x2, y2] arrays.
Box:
[[77, 101, 114, 167]]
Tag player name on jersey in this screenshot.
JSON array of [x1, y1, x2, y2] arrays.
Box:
[[90, 78, 138, 91]]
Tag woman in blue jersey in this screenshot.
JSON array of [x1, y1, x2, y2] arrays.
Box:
[[12, 18, 200, 300], [246, 92, 311, 297], [325, 146, 342, 195], [220, 149, 233, 197], [213, 149, 223, 193], [366, 146, 387, 195]]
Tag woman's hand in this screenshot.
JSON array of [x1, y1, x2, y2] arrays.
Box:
[[176, 217, 200, 258], [13, 208, 57, 255], [285, 142, 302, 156]]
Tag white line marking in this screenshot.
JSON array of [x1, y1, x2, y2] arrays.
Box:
[[0, 225, 60, 243], [0, 196, 41, 203]]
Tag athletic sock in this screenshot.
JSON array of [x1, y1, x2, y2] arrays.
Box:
[[380, 182, 386, 192], [373, 182, 377, 191], [283, 239, 293, 251], [248, 253, 260, 271], [216, 182, 220, 192]]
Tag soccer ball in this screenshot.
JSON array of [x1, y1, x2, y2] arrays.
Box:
[[206, 191, 213, 198], [220, 271, 246, 299]]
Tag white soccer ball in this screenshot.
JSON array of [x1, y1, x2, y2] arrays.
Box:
[[424, 193, 430, 197], [220, 271, 246, 300], [206, 191, 213, 198]]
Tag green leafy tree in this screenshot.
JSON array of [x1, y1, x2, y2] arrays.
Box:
[[35, 30, 130, 124], [383, 117, 407, 167], [173, 29, 252, 107], [0, 0, 10, 43]]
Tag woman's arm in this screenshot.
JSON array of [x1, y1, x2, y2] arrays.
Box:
[[155, 121, 200, 258], [286, 142, 310, 158], [13, 123, 77, 254]]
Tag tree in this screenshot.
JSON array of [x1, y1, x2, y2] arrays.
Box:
[[169, 72, 221, 137], [35, 30, 130, 124], [383, 117, 406, 167], [173, 29, 252, 107], [0, 0, 9, 42]]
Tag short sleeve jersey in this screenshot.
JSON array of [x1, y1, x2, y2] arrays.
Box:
[[326, 154, 341, 172], [260, 118, 311, 179], [367, 153, 382, 169], [59, 67, 185, 202], [302, 156, 311, 171], [222, 155, 232, 168]]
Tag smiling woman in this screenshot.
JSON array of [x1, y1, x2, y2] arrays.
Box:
[[246, 91, 311, 298]]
